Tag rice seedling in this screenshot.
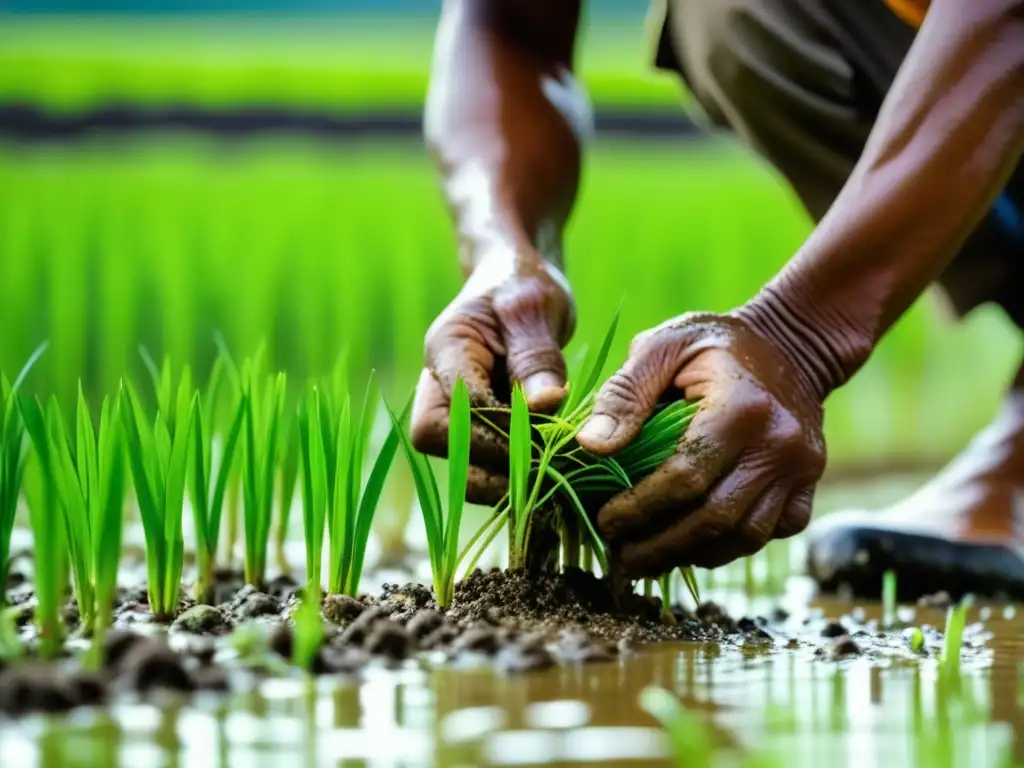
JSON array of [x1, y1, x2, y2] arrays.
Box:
[[389, 377, 471, 609], [940, 597, 971, 677], [0, 606, 23, 662], [18, 395, 67, 657], [908, 626, 925, 654], [315, 372, 403, 602], [239, 354, 287, 588], [189, 355, 246, 603], [120, 367, 194, 621], [639, 685, 716, 768], [297, 384, 328, 596], [882, 569, 897, 628], [0, 344, 48, 609], [292, 587, 325, 673], [275, 414, 301, 578], [465, 313, 701, 596], [43, 384, 127, 640]]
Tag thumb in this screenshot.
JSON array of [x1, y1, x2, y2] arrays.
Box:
[[577, 327, 692, 455], [495, 281, 569, 413]]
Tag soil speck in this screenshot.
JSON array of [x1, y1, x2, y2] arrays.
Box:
[[237, 592, 280, 620], [173, 605, 231, 635], [827, 635, 862, 660], [118, 639, 195, 694], [821, 621, 848, 638], [322, 595, 365, 625], [363, 621, 412, 661]]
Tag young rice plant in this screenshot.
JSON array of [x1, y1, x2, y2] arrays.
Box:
[[389, 377, 470, 609], [189, 354, 246, 603], [43, 385, 127, 639], [0, 344, 47, 610], [298, 368, 404, 598], [120, 365, 194, 621]]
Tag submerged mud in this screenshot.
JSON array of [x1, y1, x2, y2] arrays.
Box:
[[0, 564, 982, 719]]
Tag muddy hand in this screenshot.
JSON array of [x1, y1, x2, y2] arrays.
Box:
[[411, 254, 575, 505], [576, 312, 826, 577]]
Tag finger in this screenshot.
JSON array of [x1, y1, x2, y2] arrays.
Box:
[[684, 484, 789, 569], [616, 467, 771, 578], [493, 275, 569, 412], [410, 369, 509, 472], [773, 486, 815, 539], [596, 404, 760, 541], [425, 296, 503, 408], [466, 465, 510, 507], [577, 325, 699, 455]]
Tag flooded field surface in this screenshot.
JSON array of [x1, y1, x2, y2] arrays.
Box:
[[2, 474, 1022, 768]]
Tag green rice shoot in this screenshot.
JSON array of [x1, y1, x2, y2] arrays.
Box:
[[119, 369, 194, 621], [0, 343, 48, 610]]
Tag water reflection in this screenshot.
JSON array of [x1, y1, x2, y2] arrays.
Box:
[[3, 473, 1024, 767], [4, 624, 1020, 768]]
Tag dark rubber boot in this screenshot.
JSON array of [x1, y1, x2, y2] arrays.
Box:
[[806, 388, 1024, 600]]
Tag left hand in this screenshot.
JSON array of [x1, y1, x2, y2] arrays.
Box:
[[576, 311, 827, 577]]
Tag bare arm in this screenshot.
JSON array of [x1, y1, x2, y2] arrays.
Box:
[[425, 0, 588, 275], [743, 0, 1024, 398], [578, 0, 1024, 576], [411, 1, 587, 490]]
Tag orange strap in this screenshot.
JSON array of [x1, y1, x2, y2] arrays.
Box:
[[885, 0, 928, 27]]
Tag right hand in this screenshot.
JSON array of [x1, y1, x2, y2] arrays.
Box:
[[410, 252, 576, 505]]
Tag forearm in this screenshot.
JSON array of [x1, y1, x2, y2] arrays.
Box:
[[424, 0, 588, 276], [743, 0, 1024, 397]]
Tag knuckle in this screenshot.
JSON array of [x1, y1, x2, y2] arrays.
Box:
[[599, 370, 650, 415], [505, 342, 566, 380], [410, 414, 446, 457]]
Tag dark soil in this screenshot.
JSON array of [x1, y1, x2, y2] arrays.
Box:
[[0, 564, 974, 719]]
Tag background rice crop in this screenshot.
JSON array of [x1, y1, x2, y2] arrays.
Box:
[[0, 137, 1019, 472]]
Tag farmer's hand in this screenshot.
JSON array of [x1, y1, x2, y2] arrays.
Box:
[[411, 253, 575, 504], [576, 311, 826, 576]]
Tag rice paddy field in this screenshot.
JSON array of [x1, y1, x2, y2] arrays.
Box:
[[2, 10, 1024, 768]]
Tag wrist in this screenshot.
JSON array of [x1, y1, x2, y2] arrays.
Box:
[[734, 276, 875, 401], [464, 243, 570, 298]]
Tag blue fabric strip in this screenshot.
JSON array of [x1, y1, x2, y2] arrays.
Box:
[[993, 191, 1024, 247]]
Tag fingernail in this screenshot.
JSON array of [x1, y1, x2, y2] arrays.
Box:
[[578, 414, 618, 443], [523, 372, 565, 411]]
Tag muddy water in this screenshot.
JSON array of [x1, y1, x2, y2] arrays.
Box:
[[3, 473, 1023, 768]]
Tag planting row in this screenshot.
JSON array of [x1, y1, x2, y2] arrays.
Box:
[[1, 317, 700, 661]]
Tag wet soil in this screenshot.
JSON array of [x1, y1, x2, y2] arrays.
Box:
[[0, 566, 976, 719]]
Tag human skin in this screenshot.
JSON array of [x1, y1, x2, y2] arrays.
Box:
[[413, 0, 1024, 576]]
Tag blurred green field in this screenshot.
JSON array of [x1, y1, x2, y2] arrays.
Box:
[[1, 136, 1019, 471], [0, 15, 685, 114]]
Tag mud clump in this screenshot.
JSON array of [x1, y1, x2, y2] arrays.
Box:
[[821, 621, 848, 638], [268, 625, 294, 659], [364, 621, 412, 661], [339, 607, 389, 646], [237, 592, 280, 620], [826, 635, 862, 660], [406, 609, 444, 640], [173, 605, 232, 635], [0, 665, 79, 715], [445, 568, 719, 643], [118, 639, 195, 694], [322, 595, 365, 625]]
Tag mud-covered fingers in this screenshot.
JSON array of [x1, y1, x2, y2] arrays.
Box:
[[576, 321, 711, 455], [683, 484, 790, 569], [493, 274, 571, 413], [614, 468, 772, 579], [424, 296, 503, 409], [410, 368, 509, 472], [465, 465, 510, 507], [594, 404, 761, 542], [773, 486, 815, 539]]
